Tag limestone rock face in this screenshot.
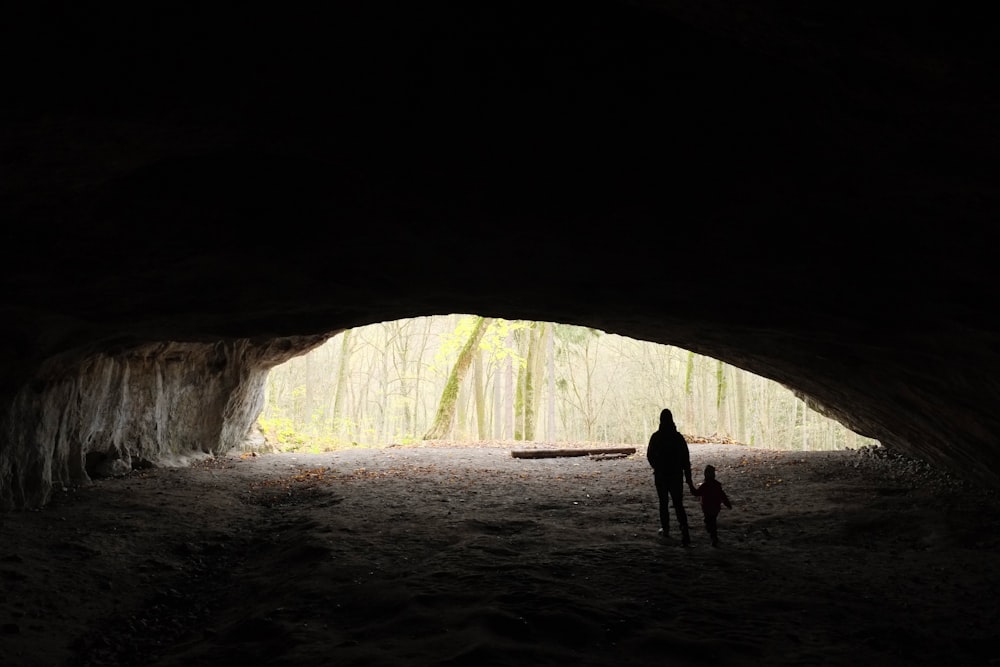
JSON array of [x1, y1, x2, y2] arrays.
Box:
[[0, 337, 328, 509], [2, 1, 999, 506]]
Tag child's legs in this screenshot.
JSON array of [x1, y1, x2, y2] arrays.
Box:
[[704, 513, 718, 538]]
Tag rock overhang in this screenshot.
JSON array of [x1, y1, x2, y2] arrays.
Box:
[[2, 0, 1000, 506]]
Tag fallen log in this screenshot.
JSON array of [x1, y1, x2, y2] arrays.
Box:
[[589, 452, 631, 460], [510, 447, 636, 459]]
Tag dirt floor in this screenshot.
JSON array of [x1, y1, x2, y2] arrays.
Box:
[[2, 441, 1000, 667]]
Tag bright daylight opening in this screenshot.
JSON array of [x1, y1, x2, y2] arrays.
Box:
[[258, 314, 880, 453]]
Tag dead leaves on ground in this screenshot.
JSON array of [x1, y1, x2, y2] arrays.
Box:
[[244, 464, 471, 504], [242, 460, 617, 508]]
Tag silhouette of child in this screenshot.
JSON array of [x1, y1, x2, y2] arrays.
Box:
[[689, 464, 732, 547]]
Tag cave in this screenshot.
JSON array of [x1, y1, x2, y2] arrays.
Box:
[[3, 1, 999, 665]]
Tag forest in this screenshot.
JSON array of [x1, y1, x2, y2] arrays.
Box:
[[258, 315, 878, 452]]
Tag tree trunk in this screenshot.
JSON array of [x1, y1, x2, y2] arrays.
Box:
[[516, 323, 542, 441], [801, 400, 810, 450], [733, 366, 747, 443], [493, 355, 503, 439], [546, 322, 556, 441], [304, 352, 314, 435], [684, 351, 696, 428], [330, 329, 352, 438], [716, 359, 729, 438], [531, 323, 546, 440], [423, 316, 491, 440], [474, 348, 487, 440], [456, 371, 468, 440], [503, 330, 514, 439], [514, 330, 527, 440], [699, 354, 711, 436]]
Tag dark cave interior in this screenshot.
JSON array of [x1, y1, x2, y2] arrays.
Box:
[[3, 5, 1000, 665]]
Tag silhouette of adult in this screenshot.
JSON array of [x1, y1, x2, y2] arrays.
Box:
[[646, 408, 693, 545]]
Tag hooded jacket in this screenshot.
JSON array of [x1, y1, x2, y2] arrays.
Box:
[[646, 426, 692, 479]]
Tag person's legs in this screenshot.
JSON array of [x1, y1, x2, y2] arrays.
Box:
[[667, 479, 690, 545], [654, 474, 671, 535]]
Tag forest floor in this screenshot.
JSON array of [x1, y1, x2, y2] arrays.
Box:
[[3, 440, 1000, 667]]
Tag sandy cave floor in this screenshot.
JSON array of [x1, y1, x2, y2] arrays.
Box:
[[2, 441, 1000, 667]]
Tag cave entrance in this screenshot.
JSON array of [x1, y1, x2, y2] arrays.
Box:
[[257, 314, 878, 454]]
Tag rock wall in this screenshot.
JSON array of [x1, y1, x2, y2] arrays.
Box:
[[0, 336, 329, 510]]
